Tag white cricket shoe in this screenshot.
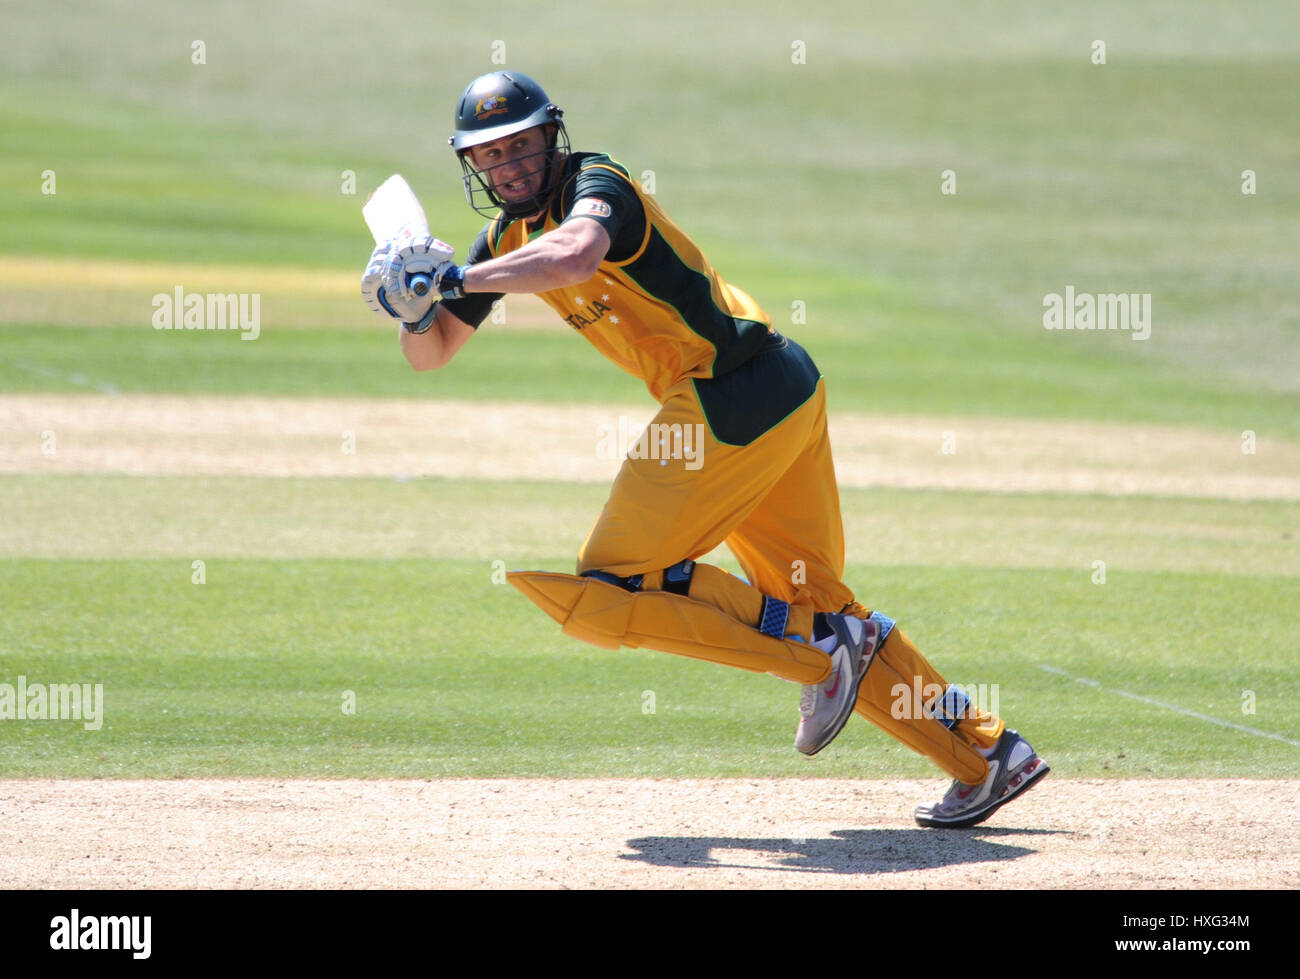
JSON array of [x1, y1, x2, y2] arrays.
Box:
[[913, 729, 1050, 828], [794, 613, 878, 756]]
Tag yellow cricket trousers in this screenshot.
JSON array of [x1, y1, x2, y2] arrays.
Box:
[[577, 335, 850, 642], [575, 334, 1002, 781]]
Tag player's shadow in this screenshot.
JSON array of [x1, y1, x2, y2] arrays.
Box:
[[621, 827, 1064, 875]]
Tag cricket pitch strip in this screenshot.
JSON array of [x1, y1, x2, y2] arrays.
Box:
[[2, 778, 1295, 889]]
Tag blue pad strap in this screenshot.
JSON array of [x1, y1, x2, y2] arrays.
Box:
[[580, 570, 644, 592], [869, 611, 895, 643], [926, 684, 971, 730], [759, 596, 790, 638], [662, 560, 695, 596]]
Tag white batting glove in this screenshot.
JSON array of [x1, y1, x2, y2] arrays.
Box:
[[380, 246, 438, 322], [361, 240, 437, 324], [361, 242, 396, 317], [394, 236, 464, 301]]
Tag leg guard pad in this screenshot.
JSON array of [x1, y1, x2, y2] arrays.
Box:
[[852, 626, 993, 784], [507, 570, 832, 685]]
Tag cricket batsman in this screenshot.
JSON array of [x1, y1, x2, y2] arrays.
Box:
[[361, 71, 1049, 827]]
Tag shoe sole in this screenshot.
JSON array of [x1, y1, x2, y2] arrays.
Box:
[[797, 623, 877, 757], [914, 757, 1050, 828]]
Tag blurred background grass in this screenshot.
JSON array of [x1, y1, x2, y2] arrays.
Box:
[[2, 0, 1297, 417]]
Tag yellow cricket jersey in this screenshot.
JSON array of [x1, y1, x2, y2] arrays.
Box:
[[450, 152, 776, 404]]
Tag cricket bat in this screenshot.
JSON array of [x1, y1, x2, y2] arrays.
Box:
[[363, 174, 433, 297]]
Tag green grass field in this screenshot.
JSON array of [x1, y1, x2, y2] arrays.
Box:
[[1, 0, 1297, 780]]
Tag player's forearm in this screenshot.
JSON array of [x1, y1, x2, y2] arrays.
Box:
[[399, 320, 446, 370], [463, 229, 599, 294], [399, 304, 475, 371]]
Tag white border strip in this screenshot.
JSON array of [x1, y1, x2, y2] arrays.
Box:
[[1038, 664, 1300, 747]]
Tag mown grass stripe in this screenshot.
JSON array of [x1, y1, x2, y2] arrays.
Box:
[[1039, 665, 1300, 748], [8, 359, 119, 394]]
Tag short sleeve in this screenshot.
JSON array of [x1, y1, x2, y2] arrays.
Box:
[[560, 160, 646, 263], [439, 226, 504, 330]]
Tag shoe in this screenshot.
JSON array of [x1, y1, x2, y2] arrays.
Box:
[[794, 614, 878, 756], [913, 728, 1050, 828]]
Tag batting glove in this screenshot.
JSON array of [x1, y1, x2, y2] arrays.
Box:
[[360, 242, 396, 316], [395, 236, 467, 301], [361, 239, 439, 327]]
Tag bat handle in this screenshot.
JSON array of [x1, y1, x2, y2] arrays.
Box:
[[409, 274, 432, 297]]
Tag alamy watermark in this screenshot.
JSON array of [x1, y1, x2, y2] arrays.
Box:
[[1043, 286, 1150, 340], [596, 416, 705, 470], [891, 678, 999, 725], [0, 676, 103, 730], [152, 287, 261, 340], [50, 909, 150, 959]]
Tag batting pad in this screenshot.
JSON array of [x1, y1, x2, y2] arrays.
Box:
[[507, 571, 832, 685], [852, 627, 996, 785]]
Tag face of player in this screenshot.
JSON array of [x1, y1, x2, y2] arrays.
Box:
[[467, 125, 553, 206]]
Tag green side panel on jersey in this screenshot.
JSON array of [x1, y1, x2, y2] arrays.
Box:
[[693, 334, 821, 446], [623, 226, 771, 376]]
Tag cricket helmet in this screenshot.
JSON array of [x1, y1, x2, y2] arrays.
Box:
[[450, 71, 570, 219]]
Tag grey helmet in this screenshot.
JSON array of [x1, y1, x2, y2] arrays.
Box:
[[449, 71, 570, 219]]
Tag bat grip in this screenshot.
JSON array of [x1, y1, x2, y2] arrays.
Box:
[[409, 274, 432, 297]]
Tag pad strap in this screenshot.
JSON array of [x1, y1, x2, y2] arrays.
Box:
[[759, 596, 790, 638], [662, 560, 695, 596], [580, 570, 644, 592], [925, 684, 972, 731], [868, 610, 895, 643]]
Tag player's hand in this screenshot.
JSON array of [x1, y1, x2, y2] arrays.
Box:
[[360, 242, 396, 316], [361, 240, 437, 324], [395, 236, 466, 301]]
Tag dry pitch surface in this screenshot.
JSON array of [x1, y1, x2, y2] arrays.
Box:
[[3, 393, 1295, 499], [3, 391, 1297, 888], [3, 778, 1297, 889]]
